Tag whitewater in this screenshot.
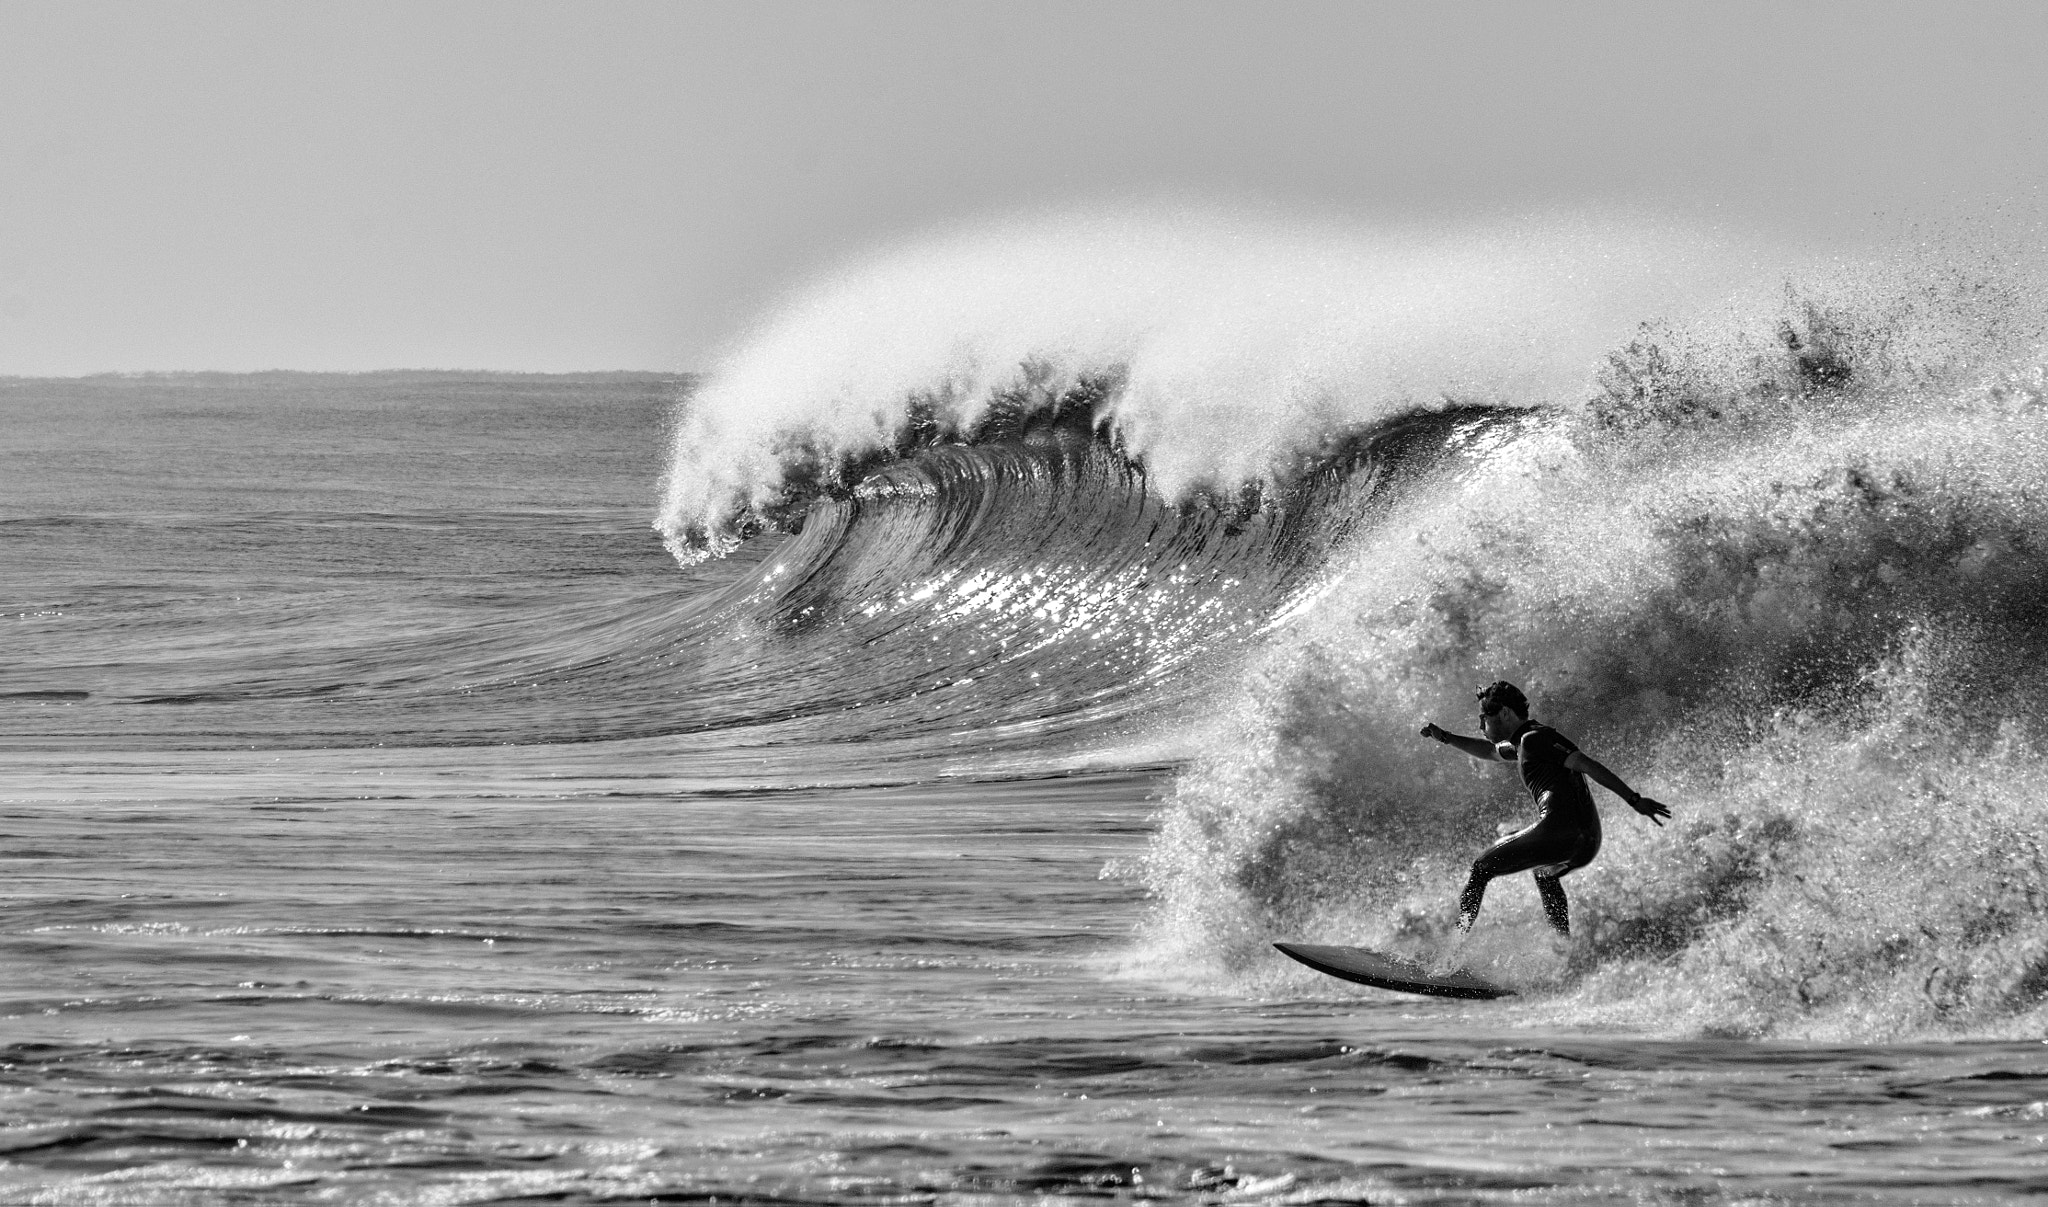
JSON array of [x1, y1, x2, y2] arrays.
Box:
[[4, 212, 2046, 1203]]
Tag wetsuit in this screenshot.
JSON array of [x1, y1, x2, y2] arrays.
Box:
[[1458, 722, 1601, 935]]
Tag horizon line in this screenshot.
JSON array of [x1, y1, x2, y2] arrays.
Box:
[[0, 367, 702, 383]]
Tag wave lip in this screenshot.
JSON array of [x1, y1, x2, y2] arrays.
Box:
[[656, 209, 1750, 565]]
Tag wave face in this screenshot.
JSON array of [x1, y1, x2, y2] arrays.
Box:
[[1130, 257, 2048, 1041], [631, 417, 1494, 774], [451, 405, 1525, 774]]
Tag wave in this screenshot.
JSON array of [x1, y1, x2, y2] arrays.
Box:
[[639, 204, 2048, 1039], [1128, 257, 2048, 1041]]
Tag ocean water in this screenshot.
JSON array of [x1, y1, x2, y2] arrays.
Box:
[[7, 217, 2048, 1203]]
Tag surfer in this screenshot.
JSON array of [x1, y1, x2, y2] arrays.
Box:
[[1420, 681, 1670, 936]]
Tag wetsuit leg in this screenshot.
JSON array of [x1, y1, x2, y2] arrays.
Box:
[[1533, 874, 1571, 935], [1544, 823, 1602, 935], [1456, 873, 1490, 933], [1458, 812, 1599, 933], [1458, 823, 1550, 931]]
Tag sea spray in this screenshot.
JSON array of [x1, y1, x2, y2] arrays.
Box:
[[1135, 271, 2048, 1039], [1563, 659, 2048, 1040]]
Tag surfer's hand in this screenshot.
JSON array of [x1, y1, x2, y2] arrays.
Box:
[[1630, 794, 1672, 826], [1419, 722, 1448, 743]]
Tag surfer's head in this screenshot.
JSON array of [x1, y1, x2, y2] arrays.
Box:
[[1476, 680, 1528, 740]]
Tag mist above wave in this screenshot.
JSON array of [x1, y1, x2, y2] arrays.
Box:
[[657, 208, 1757, 562]]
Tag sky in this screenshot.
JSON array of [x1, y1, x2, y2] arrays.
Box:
[[0, 0, 2041, 375]]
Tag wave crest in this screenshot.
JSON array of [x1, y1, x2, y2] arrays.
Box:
[[655, 209, 1754, 563]]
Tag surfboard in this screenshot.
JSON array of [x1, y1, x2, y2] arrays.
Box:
[[1273, 942, 1513, 1000]]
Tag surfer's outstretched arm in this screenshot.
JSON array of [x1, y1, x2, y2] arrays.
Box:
[[1420, 722, 1502, 761], [1564, 750, 1672, 826]]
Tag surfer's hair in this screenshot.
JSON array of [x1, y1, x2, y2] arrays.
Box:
[[1476, 681, 1528, 718]]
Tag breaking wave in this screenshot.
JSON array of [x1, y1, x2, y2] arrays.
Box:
[[647, 206, 2048, 1037]]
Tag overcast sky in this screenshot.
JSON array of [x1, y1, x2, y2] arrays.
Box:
[[0, 0, 2041, 375]]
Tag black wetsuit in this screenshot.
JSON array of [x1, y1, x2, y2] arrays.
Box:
[[1458, 722, 1602, 934]]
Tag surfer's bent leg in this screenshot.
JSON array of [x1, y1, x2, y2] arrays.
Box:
[[1533, 872, 1571, 935], [1455, 872, 1492, 934], [1529, 827, 1601, 935], [1458, 813, 1596, 934], [1458, 825, 1546, 932]]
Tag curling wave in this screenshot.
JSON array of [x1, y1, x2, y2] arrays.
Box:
[[654, 208, 1756, 562], [472, 405, 1523, 767]]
